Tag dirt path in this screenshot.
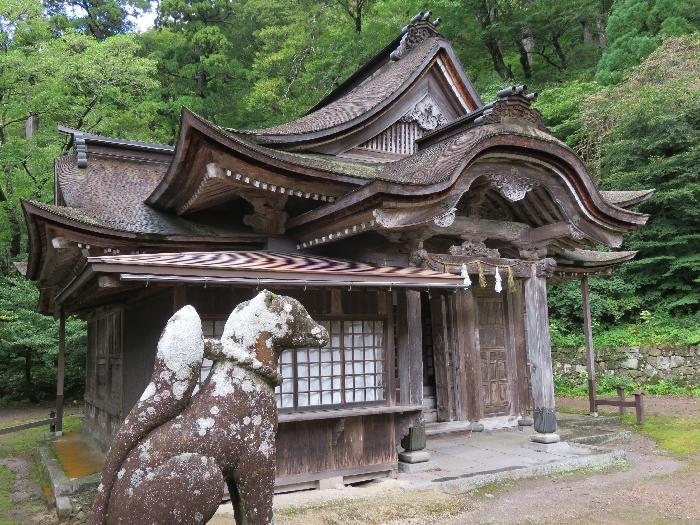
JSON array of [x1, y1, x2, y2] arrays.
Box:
[[0, 458, 57, 524], [260, 432, 698, 525], [557, 395, 700, 417], [436, 434, 697, 525]]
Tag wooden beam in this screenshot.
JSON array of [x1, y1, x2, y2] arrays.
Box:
[[56, 309, 66, 434], [397, 290, 423, 406], [581, 276, 597, 415], [524, 264, 557, 437]]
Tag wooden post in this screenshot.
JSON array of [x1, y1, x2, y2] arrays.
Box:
[[581, 276, 597, 415], [524, 264, 557, 439], [397, 290, 423, 406], [634, 390, 644, 424], [56, 309, 66, 435], [617, 385, 626, 416], [458, 288, 482, 423], [397, 290, 425, 454]]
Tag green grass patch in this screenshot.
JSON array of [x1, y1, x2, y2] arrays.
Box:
[[0, 466, 15, 525], [623, 415, 700, 459], [0, 415, 82, 460]]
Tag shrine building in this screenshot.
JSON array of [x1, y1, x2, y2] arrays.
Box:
[[23, 14, 652, 491]]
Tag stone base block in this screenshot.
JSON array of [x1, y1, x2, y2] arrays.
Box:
[[525, 440, 571, 453], [468, 422, 484, 432], [398, 450, 431, 464], [531, 432, 560, 444], [398, 461, 432, 474], [55, 496, 72, 520], [317, 476, 344, 490], [518, 416, 534, 426]]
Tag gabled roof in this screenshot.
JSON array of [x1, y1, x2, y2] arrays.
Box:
[[234, 19, 481, 148]]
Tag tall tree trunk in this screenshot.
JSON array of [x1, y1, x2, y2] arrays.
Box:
[[24, 347, 37, 403], [516, 39, 532, 79], [550, 33, 567, 68], [3, 173, 21, 258], [472, 0, 514, 81], [484, 35, 513, 80]]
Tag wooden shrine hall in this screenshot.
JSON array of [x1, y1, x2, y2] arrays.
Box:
[[23, 13, 652, 490]]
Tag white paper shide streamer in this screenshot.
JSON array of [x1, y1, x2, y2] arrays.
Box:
[[460, 263, 472, 288], [494, 266, 502, 293]]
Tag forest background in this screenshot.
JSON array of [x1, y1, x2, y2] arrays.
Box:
[[0, 0, 698, 402]]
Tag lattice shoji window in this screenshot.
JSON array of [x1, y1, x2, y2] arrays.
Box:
[[276, 319, 385, 410]]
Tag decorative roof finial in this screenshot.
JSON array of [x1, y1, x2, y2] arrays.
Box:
[[390, 11, 441, 61]]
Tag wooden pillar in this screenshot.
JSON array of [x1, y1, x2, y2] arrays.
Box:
[[56, 309, 66, 435], [397, 290, 423, 406], [580, 276, 597, 415], [429, 294, 453, 421], [458, 289, 482, 422], [524, 264, 557, 437]]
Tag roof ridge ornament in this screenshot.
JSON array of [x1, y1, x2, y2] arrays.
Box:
[[390, 12, 441, 62], [75, 133, 88, 169], [474, 84, 547, 130]]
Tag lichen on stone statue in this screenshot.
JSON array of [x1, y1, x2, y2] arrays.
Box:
[[87, 290, 329, 525]]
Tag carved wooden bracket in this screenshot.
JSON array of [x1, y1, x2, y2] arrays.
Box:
[[242, 195, 288, 235]]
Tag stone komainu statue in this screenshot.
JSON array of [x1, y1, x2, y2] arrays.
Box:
[[88, 290, 329, 525]]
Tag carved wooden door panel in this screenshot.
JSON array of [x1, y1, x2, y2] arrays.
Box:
[[476, 293, 511, 416]]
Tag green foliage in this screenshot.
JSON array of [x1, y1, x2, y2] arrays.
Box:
[[0, 276, 86, 402], [554, 372, 700, 398], [596, 0, 699, 85]]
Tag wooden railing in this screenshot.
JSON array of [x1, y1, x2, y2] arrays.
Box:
[[0, 413, 55, 436], [594, 386, 644, 424]]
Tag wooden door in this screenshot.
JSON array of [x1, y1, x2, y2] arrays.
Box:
[[476, 292, 511, 416]]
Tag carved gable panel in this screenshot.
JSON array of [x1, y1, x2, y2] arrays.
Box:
[[357, 95, 448, 156]]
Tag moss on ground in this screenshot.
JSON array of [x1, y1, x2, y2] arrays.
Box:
[[624, 415, 700, 459]]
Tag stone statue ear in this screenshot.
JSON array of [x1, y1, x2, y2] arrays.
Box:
[[261, 289, 276, 307]]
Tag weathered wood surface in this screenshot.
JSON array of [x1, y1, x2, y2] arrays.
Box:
[[475, 288, 510, 417], [429, 294, 453, 421], [460, 289, 483, 421], [524, 264, 556, 434], [397, 290, 423, 406]]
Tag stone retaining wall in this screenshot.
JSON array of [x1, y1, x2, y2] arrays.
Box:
[[552, 345, 700, 385]]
